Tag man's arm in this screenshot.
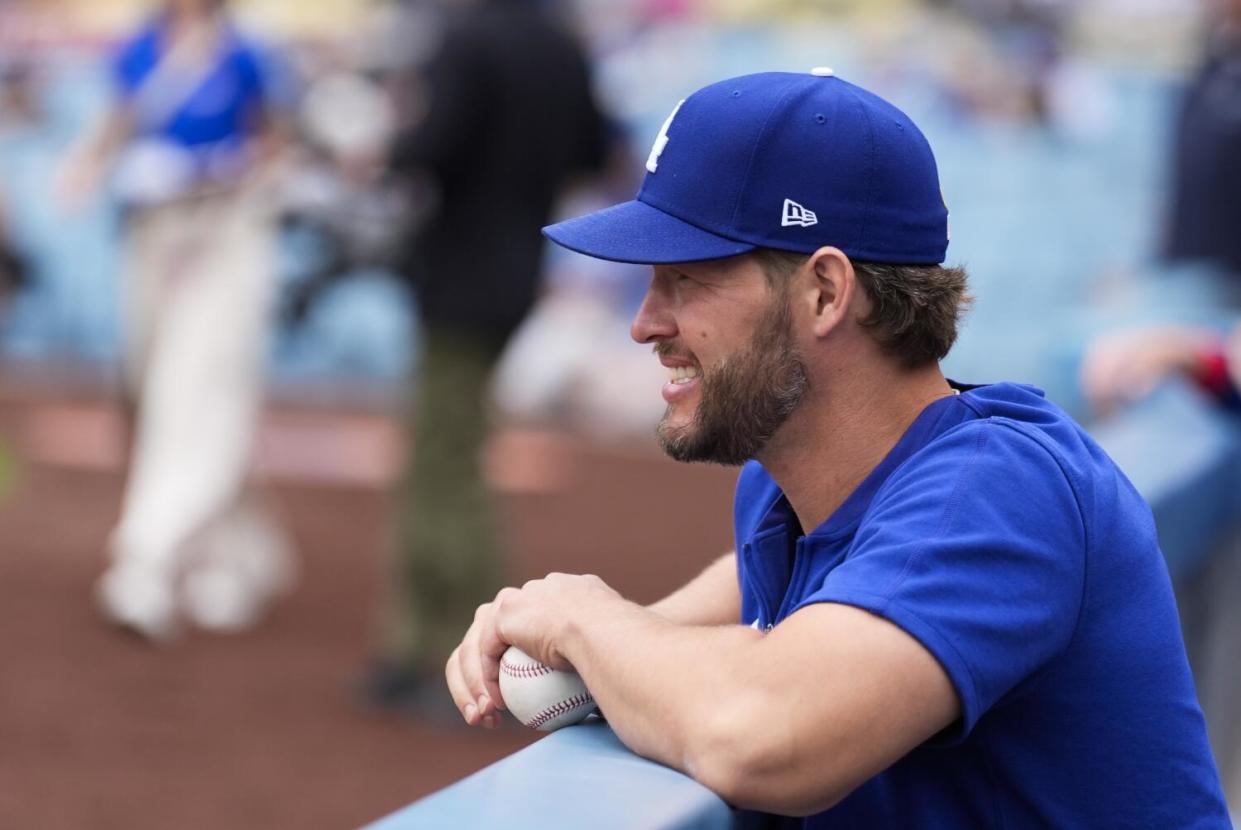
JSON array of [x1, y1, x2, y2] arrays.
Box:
[[646, 551, 739, 626], [560, 596, 957, 815], [450, 575, 959, 816]]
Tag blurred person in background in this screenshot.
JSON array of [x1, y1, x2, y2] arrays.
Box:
[[0, 192, 31, 312], [1163, 0, 1241, 291], [1082, 324, 1241, 418], [0, 59, 38, 306], [1079, 0, 1241, 466], [0, 191, 30, 506], [935, 0, 1069, 127], [0, 59, 42, 129], [55, 0, 294, 642], [278, 43, 415, 331], [0, 59, 38, 510], [360, 0, 610, 712]]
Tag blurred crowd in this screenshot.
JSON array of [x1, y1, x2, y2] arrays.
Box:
[[0, 0, 1218, 396]]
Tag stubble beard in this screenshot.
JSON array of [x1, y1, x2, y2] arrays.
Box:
[[656, 295, 810, 466]]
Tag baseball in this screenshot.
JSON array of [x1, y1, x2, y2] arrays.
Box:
[[498, 645, 597, 732]]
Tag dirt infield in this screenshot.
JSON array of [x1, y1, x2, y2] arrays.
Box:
[[0, 387, 736, 830]]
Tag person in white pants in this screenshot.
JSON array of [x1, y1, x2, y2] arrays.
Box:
[[57, 0, 294, 641], [99, 185, 294, 640]]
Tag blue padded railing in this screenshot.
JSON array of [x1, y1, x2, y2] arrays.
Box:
[[361, 719, 732, 830], [362, 381, 1240, 830]]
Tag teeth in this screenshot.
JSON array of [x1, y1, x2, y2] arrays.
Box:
[[669, 365, 701, 384]]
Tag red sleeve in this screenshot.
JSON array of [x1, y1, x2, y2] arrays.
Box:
[[1189, 348, 1241, 410]]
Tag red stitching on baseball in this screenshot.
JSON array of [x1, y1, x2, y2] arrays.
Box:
[[526, 692, 595, 729], [501, 657, 553, 679]]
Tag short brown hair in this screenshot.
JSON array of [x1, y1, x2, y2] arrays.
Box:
[[754, 249, 972, 369]]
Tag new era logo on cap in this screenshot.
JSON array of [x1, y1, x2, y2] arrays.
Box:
[[781, 199, 817, 228]]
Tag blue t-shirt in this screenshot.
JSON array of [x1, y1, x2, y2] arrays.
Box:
[[112, 19, 269, 172], [735, 382, 1229, 828]]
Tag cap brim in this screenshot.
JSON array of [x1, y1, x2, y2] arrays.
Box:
[[543, 199, 756, 264]]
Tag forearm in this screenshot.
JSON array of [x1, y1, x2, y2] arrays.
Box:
[[470, 576, 957, 815], [56, 109, 131, 206], [561, 596, 762, 782], [646, 551, 740, 626], [72, 109, 129, 168], [560, 600, 959, 816]]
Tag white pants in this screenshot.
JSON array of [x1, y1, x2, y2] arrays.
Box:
[[110, 186, 287, 597]]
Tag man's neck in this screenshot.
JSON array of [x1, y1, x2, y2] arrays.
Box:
[[757, 361, 954, 535]]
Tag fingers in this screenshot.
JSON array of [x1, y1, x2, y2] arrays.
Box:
[[445, 593, 514, 728], [445, 646, 483, 727], [444, 577, 595, 727], [478, 588, 519, 709], [446, 604, 498, 728], [459, 604, 495, 712]]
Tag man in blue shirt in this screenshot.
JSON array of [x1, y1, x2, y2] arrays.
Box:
[[444, 70, 1231, 826]]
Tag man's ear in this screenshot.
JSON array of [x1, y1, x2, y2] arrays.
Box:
[[798, 247, 856, 339]]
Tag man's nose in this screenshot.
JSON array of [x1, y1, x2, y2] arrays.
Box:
[[630, 284, 677, 344]]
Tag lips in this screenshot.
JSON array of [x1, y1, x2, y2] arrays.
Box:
[[660, 360, 701, 404], [655, 346, 702, 402]]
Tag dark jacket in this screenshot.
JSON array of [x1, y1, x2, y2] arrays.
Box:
[[393, 0, 608, 339], [1164, 27, 1241, 274]]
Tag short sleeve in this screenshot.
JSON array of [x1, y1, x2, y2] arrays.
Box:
[[112, 27, 157, 98], [794, 421, 1087, 740], [235, 40, 282, 109], [233, 47, 262, 98]]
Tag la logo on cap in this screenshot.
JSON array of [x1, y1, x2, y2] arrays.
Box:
[[781, 199, 818, 228]]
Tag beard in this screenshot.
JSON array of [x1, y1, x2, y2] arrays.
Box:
[[656, 293, 809, 466]]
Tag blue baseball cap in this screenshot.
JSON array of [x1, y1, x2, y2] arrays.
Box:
[[544, 70, 949, 265]]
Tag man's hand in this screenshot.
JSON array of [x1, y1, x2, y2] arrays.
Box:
[[444, 573, 623, 728]]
